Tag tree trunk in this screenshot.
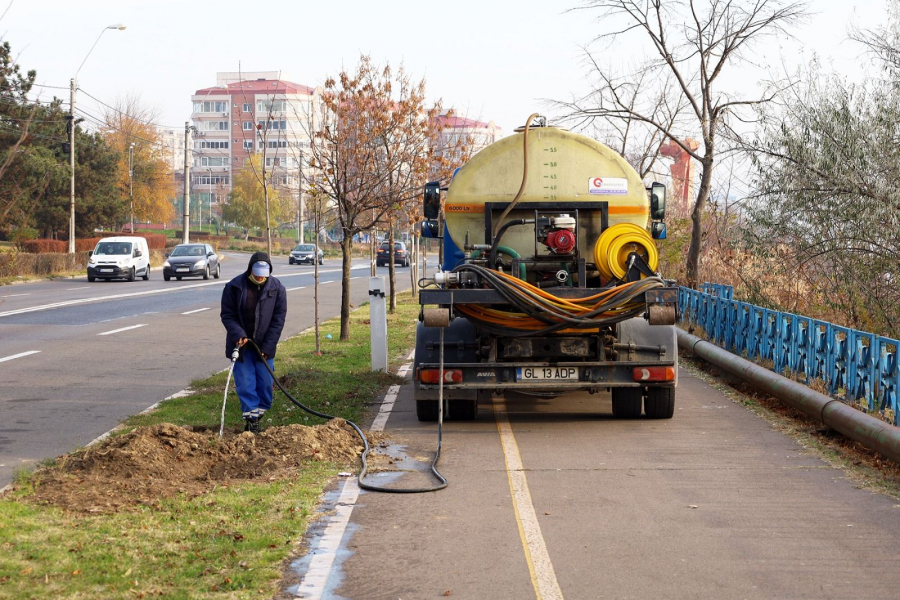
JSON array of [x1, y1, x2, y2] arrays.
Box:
[[686, 158, 714, 289], [388, 225, 397, 312], [340, 232, 353, 340]]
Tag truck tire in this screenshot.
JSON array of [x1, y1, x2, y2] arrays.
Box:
[[611, 387, 642, 418], [416, 400, 439, 422], [644, 387, 675, 419], [449, 399, 477, 420]]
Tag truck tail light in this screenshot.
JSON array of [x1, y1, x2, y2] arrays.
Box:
[[418, 368, 463, 384], [632, 366, 675, 382]]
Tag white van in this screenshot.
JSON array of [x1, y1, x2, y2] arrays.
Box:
[[87, 236, 151, 282]]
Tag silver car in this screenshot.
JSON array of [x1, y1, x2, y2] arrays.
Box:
[[289, 243, 324, 265]]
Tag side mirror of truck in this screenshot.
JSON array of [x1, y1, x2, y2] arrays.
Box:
[[649, 182, 666, 220], [421, 220, 440, 238], [423, 181, 441, 220], [88, 250, 93, 257], [651, 221, 667, 240]]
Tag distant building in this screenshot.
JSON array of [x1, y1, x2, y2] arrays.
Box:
[[154, 126, 188, 175], [190, 71, 321, 217], [432, 114, 503, 166]]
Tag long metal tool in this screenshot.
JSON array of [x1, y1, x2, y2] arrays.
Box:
[[678, 328, 900, 464]]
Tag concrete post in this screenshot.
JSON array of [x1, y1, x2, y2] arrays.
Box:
[[183, 122, 190, 244], [369, 276, 388, 372]]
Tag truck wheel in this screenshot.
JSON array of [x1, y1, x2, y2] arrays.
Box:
[[416, 400, 439, 422], [142, 266, 150, 281], [127, 267, 135, 282], [611, 387, 642, 418], [449, 399, 477, 420], [644, 387, 675, 419]]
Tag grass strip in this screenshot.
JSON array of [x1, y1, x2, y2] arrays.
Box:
[[0, 294, 421, 599]]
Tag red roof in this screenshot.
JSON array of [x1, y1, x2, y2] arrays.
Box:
[[433, 114, 499, 130], [194, 79, 315, 96]]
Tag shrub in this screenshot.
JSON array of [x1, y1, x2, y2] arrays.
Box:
[[75, 237, 103, 252], [11, 227, 38, 243], [19, 239, 68, 253], [118, 233, 167, 250], [0, 251, 89, 277]]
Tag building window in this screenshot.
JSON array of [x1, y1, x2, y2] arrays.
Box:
[[267, 140, 288, 148], [257, 119, 288, 131], [243, 140, 253, 151], [198, 121, 228, 131], [265, 156, 296, 167], [198, 156, 228, 167], [257, 99, 290, 113], [196, 140, 228, 149], [193, 101, 228, 113], [242, 103, 252, 112], [242, 121, 254, 131], [197, 175, 230, 185]]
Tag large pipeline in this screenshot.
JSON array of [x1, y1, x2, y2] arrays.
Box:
[[677, 328, 900, 465]]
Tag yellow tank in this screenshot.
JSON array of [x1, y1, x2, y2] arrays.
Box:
[[445, 127, 649, 258]]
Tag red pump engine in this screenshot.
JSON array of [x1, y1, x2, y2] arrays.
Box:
[[545, 228, 576, 254]]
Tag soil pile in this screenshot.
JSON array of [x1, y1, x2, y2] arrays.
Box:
[[26, 420, 367, 513]]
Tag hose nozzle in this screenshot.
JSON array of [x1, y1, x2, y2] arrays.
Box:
[[231, 346, 241, 361]]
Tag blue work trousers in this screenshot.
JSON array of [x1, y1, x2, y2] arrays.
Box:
[[233, 350, 275, 419]]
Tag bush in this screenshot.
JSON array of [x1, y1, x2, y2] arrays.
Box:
[[75, 237, 103, 252], [117, 233, 168, 250], [19, 239, 68, 253], [11, 227, 38, 243], [0, 251, 89, 277]]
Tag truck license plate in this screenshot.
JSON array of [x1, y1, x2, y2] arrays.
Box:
[[100, 268, 113, 273], [176, 268, 189, 272], [516, 367, 579, 381]]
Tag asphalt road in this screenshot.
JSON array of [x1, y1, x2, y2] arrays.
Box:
[[293, 367, 900, 599], [0, 252, 428, 486]]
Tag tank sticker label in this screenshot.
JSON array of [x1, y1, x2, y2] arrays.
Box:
[[589, 177, 628, 195], [444, 203, 485, 214]]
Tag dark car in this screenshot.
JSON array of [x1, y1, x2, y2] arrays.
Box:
[[163, 243, 220, 281], [289, 243, 324, 265], [376, 241, 410, 267]]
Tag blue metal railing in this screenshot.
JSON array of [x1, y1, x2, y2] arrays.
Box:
[[679, 284, 900, 425]]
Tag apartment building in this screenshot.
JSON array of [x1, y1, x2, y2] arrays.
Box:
[[154, 126, 188, 175], [432, 114, 503, 165], [190, 71, 320, 214]]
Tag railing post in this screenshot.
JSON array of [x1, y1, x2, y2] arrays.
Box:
[[369, 276, 388, 372]]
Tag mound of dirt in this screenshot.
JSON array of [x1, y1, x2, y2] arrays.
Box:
[[25, 420, 369, 513]]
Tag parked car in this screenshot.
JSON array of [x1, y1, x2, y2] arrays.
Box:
[[289, 243, 324, 265], [376, 241, 410, 267], [87, 236, 150, 282], [162, 243, 220, 281]]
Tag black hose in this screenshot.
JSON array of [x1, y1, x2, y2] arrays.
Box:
[[489, 219, 532, 272], [243, 339, 448, 493]]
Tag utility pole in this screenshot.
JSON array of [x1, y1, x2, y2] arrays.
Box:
[[183, 122, 190, 244], [68, 79, 76, 254], [129, 142, 135, 234]]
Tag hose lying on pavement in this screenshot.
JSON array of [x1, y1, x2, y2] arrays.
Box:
[[244, 339, 448, 493]]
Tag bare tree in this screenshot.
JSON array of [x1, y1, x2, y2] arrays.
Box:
[[559, 0, 808, 287]]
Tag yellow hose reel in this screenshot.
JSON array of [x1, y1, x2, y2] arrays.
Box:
[[593, 223, 659, 281]]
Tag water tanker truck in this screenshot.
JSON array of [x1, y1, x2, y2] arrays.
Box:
[[414, 117, 678, 421]]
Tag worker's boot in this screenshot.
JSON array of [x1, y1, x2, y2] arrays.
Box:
[[247, 417, 261, 435]]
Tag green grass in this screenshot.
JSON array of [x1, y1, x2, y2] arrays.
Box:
[[0, 294, 421, 598]]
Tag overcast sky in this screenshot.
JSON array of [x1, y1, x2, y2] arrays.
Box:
[[1, 0, 887, 136]]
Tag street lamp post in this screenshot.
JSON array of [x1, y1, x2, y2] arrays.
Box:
[[69, 24, 126, 254], [128, 142, 135, 233]]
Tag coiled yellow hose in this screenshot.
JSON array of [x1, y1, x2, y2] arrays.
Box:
[[593, 223, 658, 281]]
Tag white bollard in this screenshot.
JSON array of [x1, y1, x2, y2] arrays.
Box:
[[369, 276, 388, 372]]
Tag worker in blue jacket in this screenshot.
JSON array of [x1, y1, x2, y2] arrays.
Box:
[[220, 252, 287, 434]]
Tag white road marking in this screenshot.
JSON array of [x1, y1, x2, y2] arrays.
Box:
[[0, 350, 41, 363], [181, 307, 211, 315], [494, 398, 564, 600], [97, 323, 147, 336], [0, 293, 29, 298], [66, 287, 89, 291], [296, 361, 412, 598], [0, 267, 373, 319], [287, 286, 307, 292], [295, 477, 360, 599]]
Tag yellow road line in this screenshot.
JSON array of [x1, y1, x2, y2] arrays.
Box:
[[494, 398, 564, 600]]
